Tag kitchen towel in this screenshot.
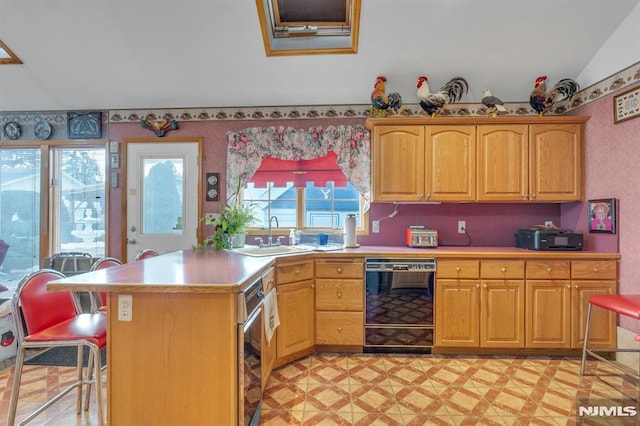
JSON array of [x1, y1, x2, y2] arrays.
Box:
[[263, 288, 280, 345]]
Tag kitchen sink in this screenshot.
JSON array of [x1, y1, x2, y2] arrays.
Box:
[[229, 245, 313, 257]]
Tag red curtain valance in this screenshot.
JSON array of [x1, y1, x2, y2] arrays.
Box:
[[249, 151, 347, 188]]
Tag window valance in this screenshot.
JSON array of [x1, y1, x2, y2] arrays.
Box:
[[226, 125, 370, 210]]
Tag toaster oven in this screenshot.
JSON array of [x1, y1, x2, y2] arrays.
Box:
[[406, 226, 438, 248]]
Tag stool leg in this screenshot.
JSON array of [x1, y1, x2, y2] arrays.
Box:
[[580, 302, 594, 375]]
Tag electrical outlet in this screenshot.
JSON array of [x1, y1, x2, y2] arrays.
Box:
[[372, 220, 380, 233], [458, 220, 466, 234], [118, 295, 133, 322]]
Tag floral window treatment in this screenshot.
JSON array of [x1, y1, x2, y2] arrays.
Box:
[[226, 125, 370, 210]]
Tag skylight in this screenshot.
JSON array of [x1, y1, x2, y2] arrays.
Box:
[[0, 40, 22, 64], [255, 0, 361, 56]]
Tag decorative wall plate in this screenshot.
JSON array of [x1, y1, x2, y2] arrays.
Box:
[[67, 111, 102, 139], [2, 121, 21, 140], [34, 120, 52, 140]]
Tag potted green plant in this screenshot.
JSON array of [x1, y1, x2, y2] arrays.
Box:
[[197, 178, 256, 250]]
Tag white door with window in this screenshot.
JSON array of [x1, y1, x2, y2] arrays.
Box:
[[126, 142, 200, 263]]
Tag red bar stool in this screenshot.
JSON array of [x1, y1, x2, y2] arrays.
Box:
[[89, 256, 123, 312], [135, 248, 160, 261], [580, 294, 640, 380], [7, 269, 107, 425]]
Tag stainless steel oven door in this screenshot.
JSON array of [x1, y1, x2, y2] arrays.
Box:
[[238, 306, 262, 426]]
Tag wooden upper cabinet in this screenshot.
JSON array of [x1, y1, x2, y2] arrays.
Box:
[[426, 126, 476, 201], [372, 125, 425, 202], [477, 125, 529, 201], [529, 123, 583, 201], [367, 116, 587, 203]]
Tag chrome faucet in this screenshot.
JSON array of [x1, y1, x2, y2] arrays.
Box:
[[267, 215, 283, 246]]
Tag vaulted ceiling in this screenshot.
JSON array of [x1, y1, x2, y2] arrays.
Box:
[[0, 0, 638, 112]]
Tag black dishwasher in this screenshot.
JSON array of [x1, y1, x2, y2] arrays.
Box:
[[364, 258, 436, 353]]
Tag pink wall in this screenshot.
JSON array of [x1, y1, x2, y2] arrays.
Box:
[[570, 88, 640, 331], [107, 98, 639, 332]]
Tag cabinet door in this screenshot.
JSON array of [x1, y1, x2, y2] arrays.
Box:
[[529, 124, 583, 201], [262, 322, 277, 390], [525, 280, 571, 348], [276, 280, 315, 359], [372, 125, 425, 202], [571, 281, 617, 349], [480, 280, 525, 347], [425, 126, 476, 201], [435, 279, 479, 347], [477, 125, 529, 201]]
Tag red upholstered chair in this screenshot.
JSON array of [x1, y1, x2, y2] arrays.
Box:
[[7, 269, 107, 426], [581, 294, 640, 380], [89, 256, 123, 312], [135, 248, 160, 261]]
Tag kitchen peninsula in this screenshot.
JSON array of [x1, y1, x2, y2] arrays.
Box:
[[48, 246, 620, 425]]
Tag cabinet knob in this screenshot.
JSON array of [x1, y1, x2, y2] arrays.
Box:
[[547, 268, 553, 273], [501, 267, 507, 273], [295, 269, 300, 275], [336, 267, 343, 274], [476, 284, 480, 288], [531, 193, 537, 198], [567, 285, 571, 288], [426, 193, 431, 199], [592, 268, 599, 273], [337, 291, 343, 299], [483, 284, 487, 288], [456, 267, 461, 272], [337, 326, 343, 333]]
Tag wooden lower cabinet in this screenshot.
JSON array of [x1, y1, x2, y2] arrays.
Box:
[[276, 279, 315, 360], [571, 280, 617, 348], [526, 280, 572, 348], [435, 279, 480, 346], [480, 280, 525, 348], [315, 257, 364, 347]]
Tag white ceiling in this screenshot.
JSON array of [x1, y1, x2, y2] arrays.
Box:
[[0, 0, 638, 112]]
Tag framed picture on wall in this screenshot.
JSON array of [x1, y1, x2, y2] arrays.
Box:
[[613, 85, 640, 124], [587, 198, 616, 234]]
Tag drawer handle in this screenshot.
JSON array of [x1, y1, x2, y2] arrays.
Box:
[[337, 326, 343, 333], [336, 267, 343, 273], [337, 291, 343, 299]]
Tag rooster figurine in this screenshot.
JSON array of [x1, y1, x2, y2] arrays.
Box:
[[141, 117, 179, 137], [370, 76, 402, 116], [481, 88, 508, 117], [417, 76, 468, 117], [529, 76, 579, 116]]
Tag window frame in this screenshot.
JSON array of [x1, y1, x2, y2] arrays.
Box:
[[244, 183, 368, 236], [0, 140, 109, 263]]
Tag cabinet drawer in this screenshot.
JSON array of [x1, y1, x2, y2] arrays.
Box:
[[316, 312, 364, 345], [481, 260, 524, 279], [526, 261, 570, 279], [437, 260, 479, 279], [262, 266, 276, 293], [316, 259, 364, 279], [572, 261, 617, 280], [315, 279, 363, 311], [276, 259, 314, 285]]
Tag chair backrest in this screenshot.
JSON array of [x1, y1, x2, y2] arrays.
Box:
[[11, 269, 74, 341], [89, 257, 123, 307], [90, 256, 123, 271], [135, 249, 160, 261]]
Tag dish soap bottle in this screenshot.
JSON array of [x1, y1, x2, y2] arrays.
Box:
[[289, 229, 297, 246]]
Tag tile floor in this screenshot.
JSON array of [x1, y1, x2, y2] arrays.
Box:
[[0, 353, 638, 425]]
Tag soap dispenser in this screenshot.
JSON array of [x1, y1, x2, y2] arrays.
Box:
[[289, 229, 297, 246]]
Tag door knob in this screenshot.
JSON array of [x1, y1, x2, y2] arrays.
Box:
[[127, 238, 136, 244]]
